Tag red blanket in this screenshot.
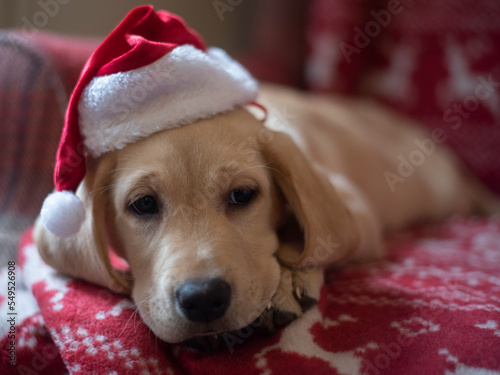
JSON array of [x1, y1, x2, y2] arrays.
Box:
[[1, 218, 500, 374]]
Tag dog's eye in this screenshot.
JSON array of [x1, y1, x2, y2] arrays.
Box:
[[130, 196, 159, 215], [229, 189, 255, 205]]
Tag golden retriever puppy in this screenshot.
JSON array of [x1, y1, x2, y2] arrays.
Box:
[[34, 84, 499, 350]]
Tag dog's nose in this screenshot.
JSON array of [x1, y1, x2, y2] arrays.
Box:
[[175, 278, 231, 323]]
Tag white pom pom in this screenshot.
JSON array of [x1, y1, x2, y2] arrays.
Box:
[[40, 191, 86, 238]]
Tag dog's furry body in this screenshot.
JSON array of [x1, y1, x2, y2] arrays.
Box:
[[35, 84, 499, 347]]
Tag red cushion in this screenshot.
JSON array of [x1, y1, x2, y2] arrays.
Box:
[[3, 218, 500, 374], [306, 0, 500, 195]]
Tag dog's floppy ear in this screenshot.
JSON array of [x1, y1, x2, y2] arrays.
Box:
[[260, 130, 358, 268], [34, 153, 132, 294]]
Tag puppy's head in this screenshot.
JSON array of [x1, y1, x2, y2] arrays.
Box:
[[36, 108, 356, 343]]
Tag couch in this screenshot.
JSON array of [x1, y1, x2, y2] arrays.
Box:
[[1, 1, 499, 374]]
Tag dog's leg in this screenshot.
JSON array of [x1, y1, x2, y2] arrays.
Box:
[[260, 261, 324, 332]]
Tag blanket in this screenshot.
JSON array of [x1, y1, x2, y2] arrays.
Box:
[[1, 218, 499, 375]]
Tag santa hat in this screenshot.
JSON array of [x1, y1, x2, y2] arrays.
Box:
[[40, 5, 258, 237]]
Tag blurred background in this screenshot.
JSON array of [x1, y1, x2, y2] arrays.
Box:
[[0, 0, 255, 53], [0, 0, 307, 85]]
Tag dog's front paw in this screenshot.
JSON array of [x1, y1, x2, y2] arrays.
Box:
[[262, 265, 323, 332]]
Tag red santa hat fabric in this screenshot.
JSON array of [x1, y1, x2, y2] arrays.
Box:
[[40, 5, 258, 237]]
